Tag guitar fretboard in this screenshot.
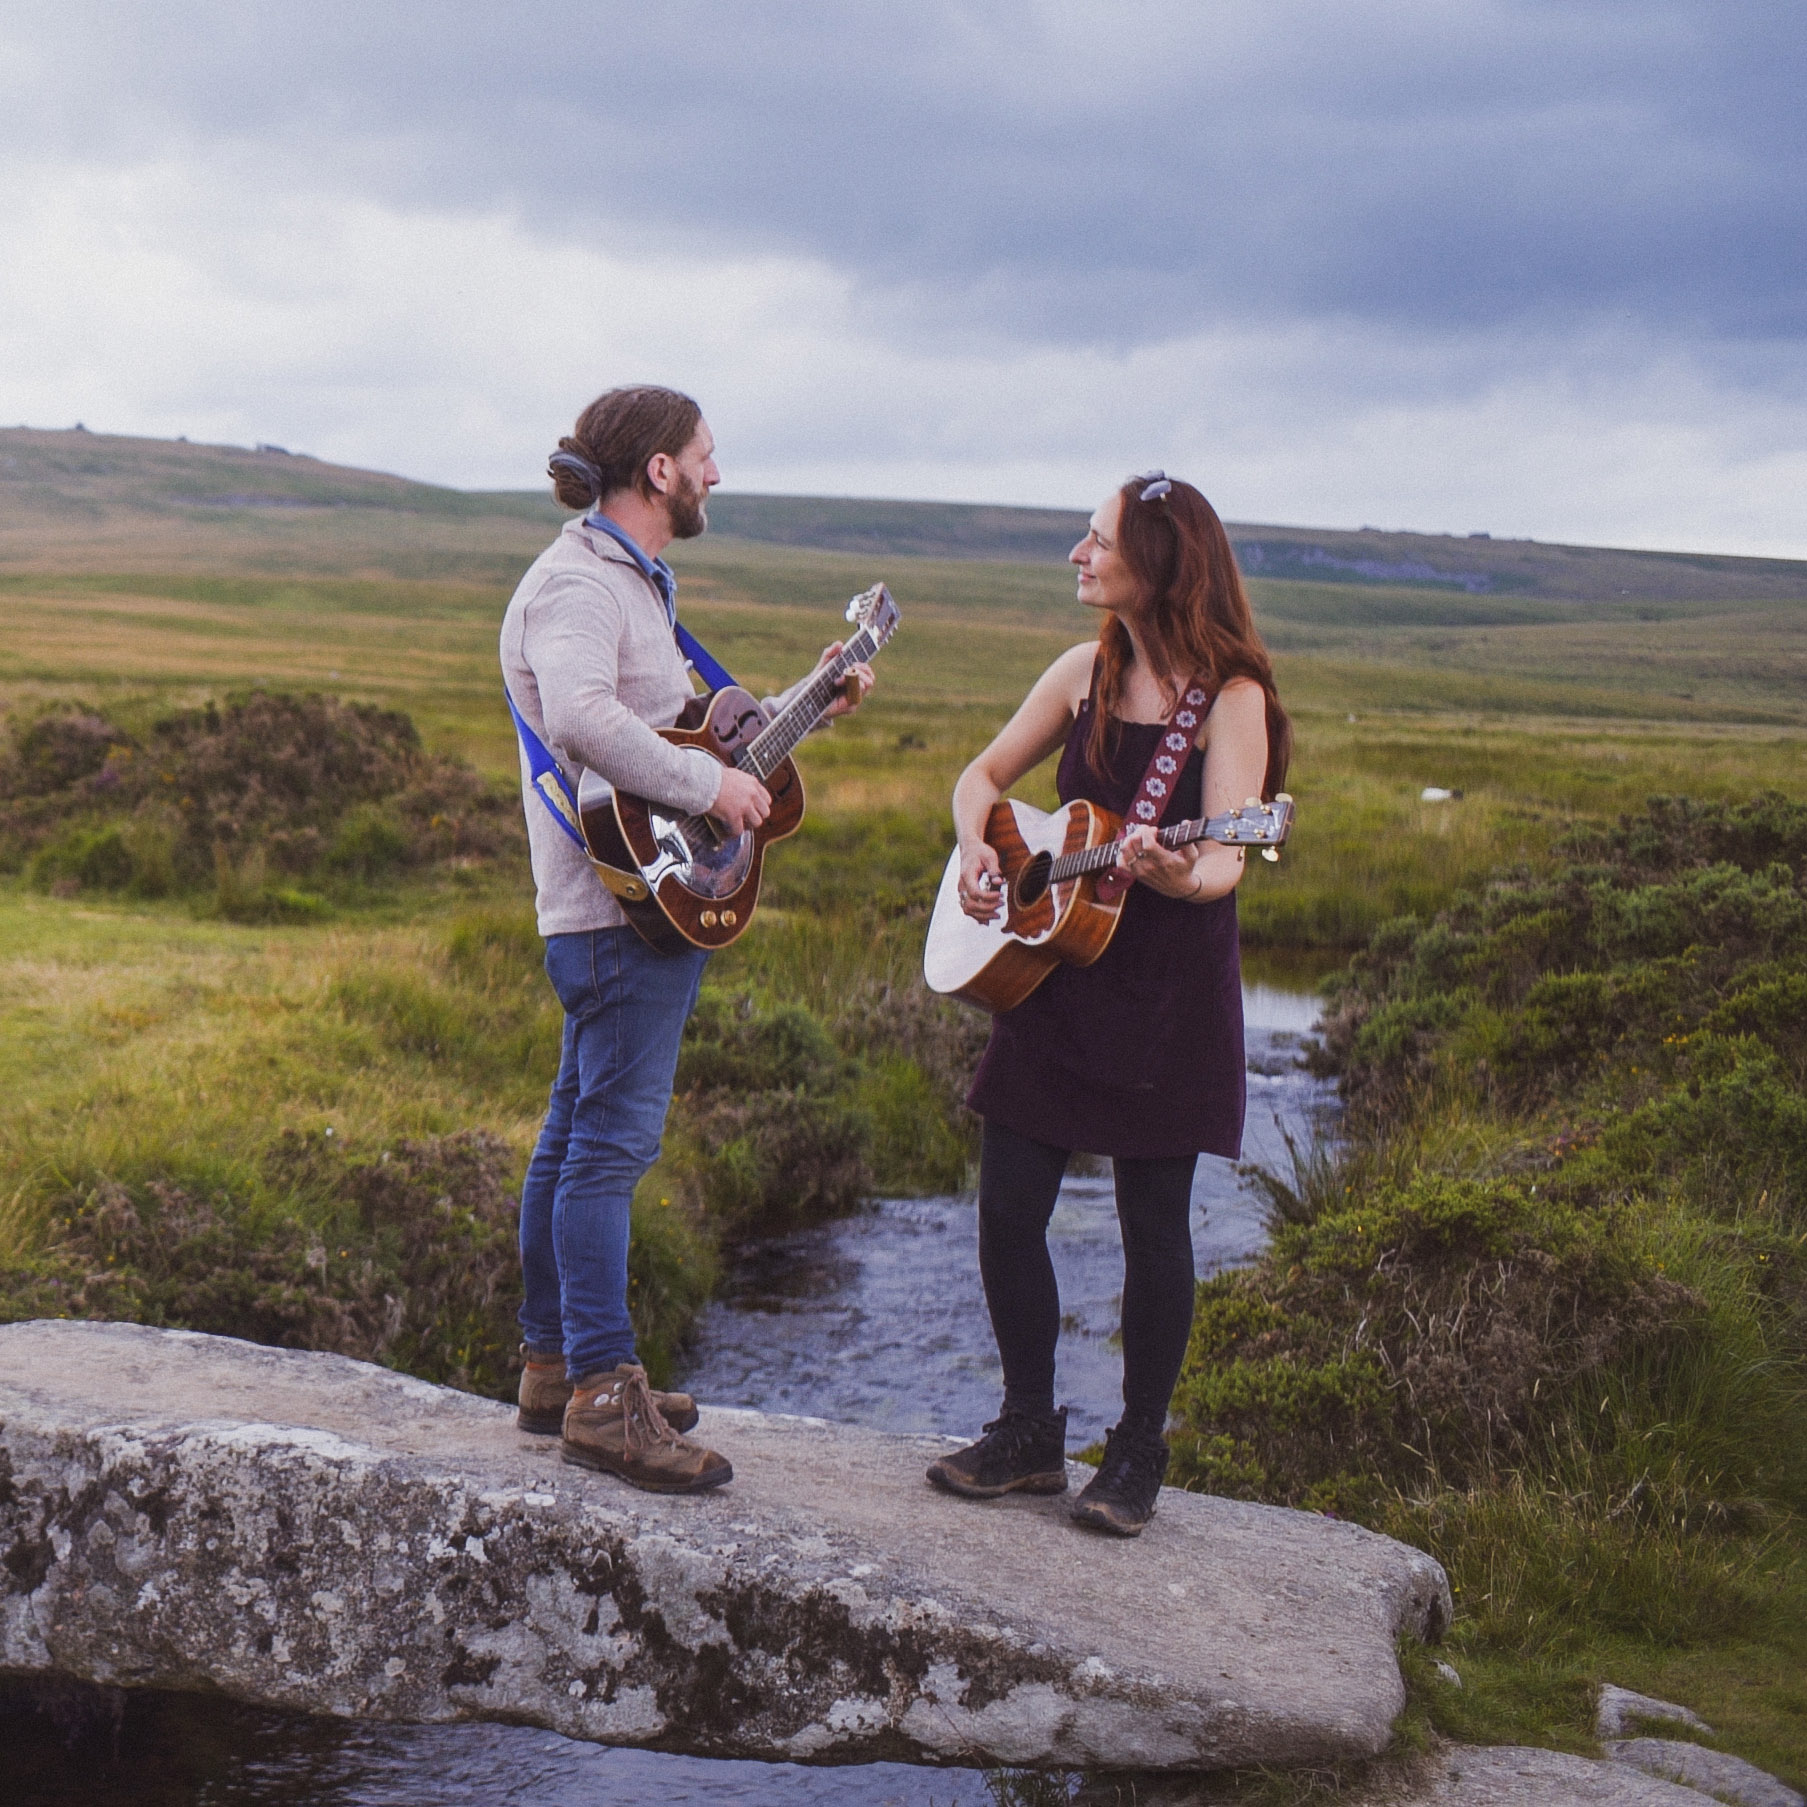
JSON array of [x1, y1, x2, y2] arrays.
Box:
[[738, 627, 880, 780], [1045, 807, 1282, 885]]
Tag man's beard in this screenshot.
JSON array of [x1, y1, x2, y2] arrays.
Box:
[[666, 470, 708, 541]]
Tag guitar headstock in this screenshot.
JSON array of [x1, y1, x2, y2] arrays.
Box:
[[1203, 793, 1294, 850], [845, 583, 900, 651]]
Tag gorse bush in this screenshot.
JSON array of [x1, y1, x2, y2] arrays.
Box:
[[0, 693, 518, 912], [1175, 793, 1807, 1696]]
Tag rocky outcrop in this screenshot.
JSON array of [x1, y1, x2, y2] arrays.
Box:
[[0, 1320, 1449, 1772]]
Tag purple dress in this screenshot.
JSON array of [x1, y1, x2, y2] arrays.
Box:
[[965, 691, 1246, 1160]]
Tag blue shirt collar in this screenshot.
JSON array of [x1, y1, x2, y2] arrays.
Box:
[[583, 510, 676, 625]]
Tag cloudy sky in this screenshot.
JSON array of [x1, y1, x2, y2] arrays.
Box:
[[3, 2, 1803, 554]]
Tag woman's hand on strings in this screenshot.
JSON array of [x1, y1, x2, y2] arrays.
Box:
[[1117, 824, 1208, 899], [957, 841, 1005, 921]]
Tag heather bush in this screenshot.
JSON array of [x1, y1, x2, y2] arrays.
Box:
[[1, 693, 518, 910], [1177, 793, 1807, 1689], [667, 987, 875, 1239], [7, 1133, 521, 1394]]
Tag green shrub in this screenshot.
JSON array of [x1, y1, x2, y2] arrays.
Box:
[[677, 987, 846, 1094], [677, 1088, 873, 1239], [29, 822, 135, 892], [664, 986, 877, 1239], [1195, 791, 1807, 1749], [1171, 1174, 1706, 1504], [853, 1053, 971, 1192], [0, 691, 519, 904], [1319, 795, 1807, 1132], [5, 1132, 523, 1396]]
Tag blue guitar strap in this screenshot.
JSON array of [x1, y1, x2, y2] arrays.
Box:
[[504, 625, 736, 852], [674, 621, 736, 692], [503, 683, 588, 852]]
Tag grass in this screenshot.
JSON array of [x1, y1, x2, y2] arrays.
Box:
[[3, 450, 1807, 1787]]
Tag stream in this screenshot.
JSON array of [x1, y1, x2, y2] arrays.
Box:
[[13, 979, 1335, 1806]]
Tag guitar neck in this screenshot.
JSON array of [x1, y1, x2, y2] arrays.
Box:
[[1046, 804, 1284, 884], [1158, 816, 1229, 852], [739, 628, 879, 780]]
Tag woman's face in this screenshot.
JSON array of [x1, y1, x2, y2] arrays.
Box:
[[1070, 492, 1137, 614]]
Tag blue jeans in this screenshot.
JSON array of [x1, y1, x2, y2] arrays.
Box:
[[518, 928, 709, 1380]]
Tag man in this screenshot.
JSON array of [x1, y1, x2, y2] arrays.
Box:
[[501, 385, 870, 1492]]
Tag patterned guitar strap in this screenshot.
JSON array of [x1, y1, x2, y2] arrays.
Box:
[[1093, 678, 1211, 903]]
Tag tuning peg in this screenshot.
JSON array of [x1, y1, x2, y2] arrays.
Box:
[[1276, 792, 1293, 804], [1243, 796, 1260, 807], [1262, 848, 1280, 862]]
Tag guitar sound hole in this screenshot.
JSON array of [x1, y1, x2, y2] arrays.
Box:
[[1015, 853, 1052, 909], [680, 829, 754, 900], [648, 808, 755, 900]]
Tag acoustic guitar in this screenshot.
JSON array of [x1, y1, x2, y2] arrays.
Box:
[[577, 583, 899, 951], [922, 793, 1294, 1012]]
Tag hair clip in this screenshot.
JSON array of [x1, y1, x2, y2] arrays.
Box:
[[1137, 471, 1172, 502], [549, 450, 604, 499]]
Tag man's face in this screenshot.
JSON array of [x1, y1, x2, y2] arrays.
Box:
[[658, 420, 720, 541]]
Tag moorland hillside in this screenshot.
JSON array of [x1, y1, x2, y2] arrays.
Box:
[[8, 425, 1807, 607]]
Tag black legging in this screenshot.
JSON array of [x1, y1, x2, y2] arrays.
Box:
[[977, 1119, 1199, 1435]]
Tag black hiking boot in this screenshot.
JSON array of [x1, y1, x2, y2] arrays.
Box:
[[1070, 1421, 1169, 1536], [926, 1407, 1069, 1499]]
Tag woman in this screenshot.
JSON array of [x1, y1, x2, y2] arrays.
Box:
[[926, 472, 1291, 1535]]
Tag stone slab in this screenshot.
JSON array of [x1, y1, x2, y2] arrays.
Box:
[[1607, 1740, 1804, 1807], [1597, 1685, 1713, 1741], [1080, 1743, 1731, 1805], [0, 1320, 1449, 1772], [1408, 1746, 1728, 1805]]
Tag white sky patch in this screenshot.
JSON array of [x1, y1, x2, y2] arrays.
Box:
[[3, 154, 1805, 559]]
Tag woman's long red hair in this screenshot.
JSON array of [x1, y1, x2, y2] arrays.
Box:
[[1087, 477, 1292, 800]]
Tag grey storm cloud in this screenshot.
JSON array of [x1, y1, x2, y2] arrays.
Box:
[[6, 0, 1803, 351]]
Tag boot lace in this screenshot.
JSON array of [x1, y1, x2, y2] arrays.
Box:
[[1093, 1425, 1161, 1494], [979, 1411, 1052, 1459], [614, 1367, 683, 1457]]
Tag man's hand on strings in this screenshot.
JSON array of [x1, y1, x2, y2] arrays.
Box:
[[812, 641, 876, 720], [712, 768, 772, 835]]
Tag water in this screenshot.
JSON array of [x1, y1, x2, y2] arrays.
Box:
[[14, 981, 1334, 1806], [678, 982, 1335, 1448]]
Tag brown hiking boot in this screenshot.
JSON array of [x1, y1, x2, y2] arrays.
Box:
[[516, 1345, 697, 1435], [562, 1363, 732, 1494]]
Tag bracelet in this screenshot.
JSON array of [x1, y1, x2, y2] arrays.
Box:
[[1187, 869, 1207, 901]]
